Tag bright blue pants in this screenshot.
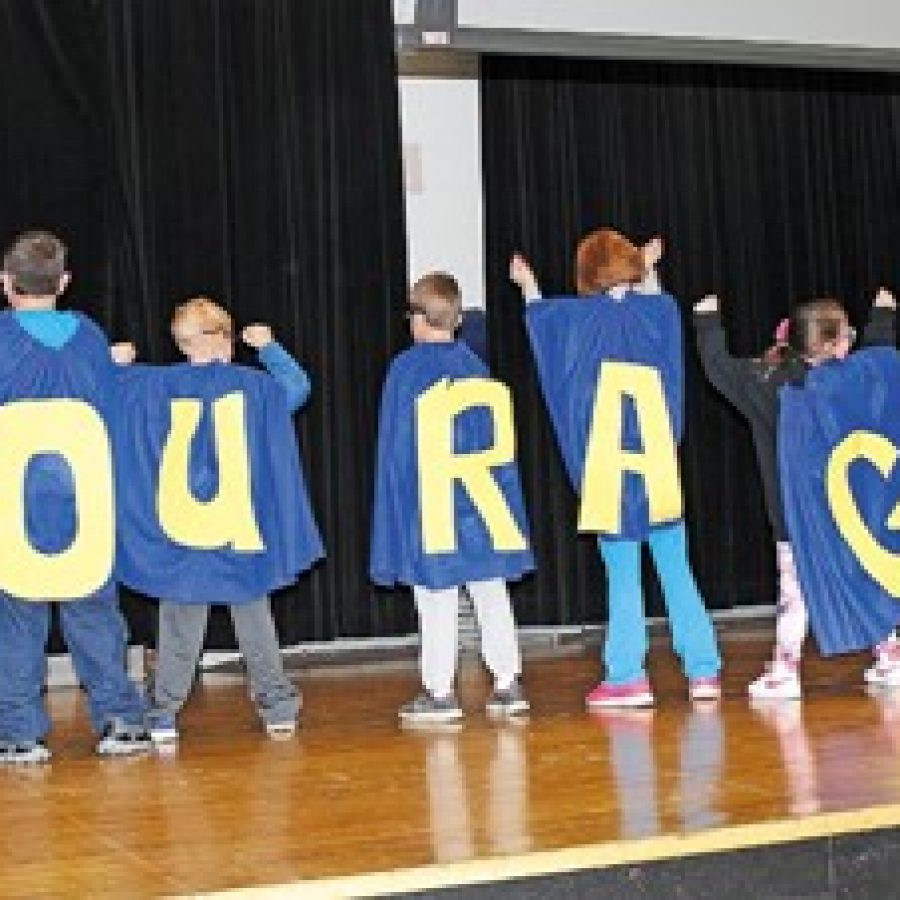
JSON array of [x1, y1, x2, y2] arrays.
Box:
[[0, 590, 147, 743], [598, 521, 721, 685]]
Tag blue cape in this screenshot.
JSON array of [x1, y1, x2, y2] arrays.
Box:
[[779, 348, 900, 655], [0, 311, 116, 600], [370, 342, 534, 589], [114, 363, 324, 604], [525, 292, 684, 539]]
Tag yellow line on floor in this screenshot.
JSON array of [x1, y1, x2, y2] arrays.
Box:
[[192, 803, 900, 899]]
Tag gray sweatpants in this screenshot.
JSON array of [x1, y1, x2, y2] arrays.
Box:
[[153, 597, 300, 726]]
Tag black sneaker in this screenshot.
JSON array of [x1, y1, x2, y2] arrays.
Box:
[[96, 718, 152, 757], [0, 741, 51, 765], [486, 679, 530, 717], [398, 693, 463, 724]]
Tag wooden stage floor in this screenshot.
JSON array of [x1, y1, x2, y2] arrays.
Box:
[[3, 630, 900, 898]]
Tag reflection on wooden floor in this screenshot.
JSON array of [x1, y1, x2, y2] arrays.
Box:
[[3, 630, 900, 898]]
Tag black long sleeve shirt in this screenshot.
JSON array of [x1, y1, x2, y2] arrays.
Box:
[[693, 307, 896, 541]]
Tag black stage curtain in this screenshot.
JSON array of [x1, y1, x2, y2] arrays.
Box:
[[481, 56, 900, 626], [0, 1, 412, 647]]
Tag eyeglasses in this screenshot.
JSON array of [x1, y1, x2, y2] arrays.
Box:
[[175, 327, 234, 343]]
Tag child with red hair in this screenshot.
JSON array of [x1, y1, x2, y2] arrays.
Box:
[[511, 229, 721, 708]]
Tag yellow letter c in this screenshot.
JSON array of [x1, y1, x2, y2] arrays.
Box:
[[826, 430, 900, 597]]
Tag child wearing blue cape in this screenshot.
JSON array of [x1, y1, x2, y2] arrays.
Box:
[[511, 230, 721, 709], [371, 273, 534, 724], [694, 289, 897, 698], [135, 298, 322, 744], [0, 231, 150, 764]]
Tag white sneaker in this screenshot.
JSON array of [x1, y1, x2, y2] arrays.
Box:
[[748, 661, 801, 700], [864, 657, 900, 688]]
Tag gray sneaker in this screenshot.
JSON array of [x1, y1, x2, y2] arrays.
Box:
[[398, 693, 463, 724], [96, 718, 152, 757], [146, 709, 180, 745], [486, 679, 530, 717], [0, 741, 51, 765], [264, 719, 299, 740]]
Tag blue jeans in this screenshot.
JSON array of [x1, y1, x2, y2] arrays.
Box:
[[0, 590, 147, 743], [598, 521, 721, 684]]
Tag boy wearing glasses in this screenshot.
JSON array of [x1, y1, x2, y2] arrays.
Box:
[[371, 272, 533, 724], [130, 297, 320, 743]]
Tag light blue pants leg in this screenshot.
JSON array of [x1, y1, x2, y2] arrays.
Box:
[[598, 537, 648, 685], [58, 592, 147, 732], [647, 522, 721, 680], [0, 597, 51, 743]]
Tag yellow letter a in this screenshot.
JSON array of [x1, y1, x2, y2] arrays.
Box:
[[578, 361, 683, 534]]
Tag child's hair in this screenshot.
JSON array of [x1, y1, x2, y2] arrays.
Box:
[[761, 298, 849, 372], [409, 272, 462, 331], [171, 296, 233, 340], [3, 230, 67, 296], [575, 228, 644, 296]]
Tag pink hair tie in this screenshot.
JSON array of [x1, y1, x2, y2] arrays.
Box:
[[774, 317, 791, 345]]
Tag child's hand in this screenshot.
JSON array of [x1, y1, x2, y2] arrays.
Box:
[[693, 295, 719, 314], [508, 253, 538, 295], [241, 324, 274, 349], [110, 342, 137, 365], [642, 236, 664, 268], [874, 287, 896, 309]]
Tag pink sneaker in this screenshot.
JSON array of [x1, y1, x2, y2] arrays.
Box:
[[585, 677, 654, 709], [689, 675, 722, 701]]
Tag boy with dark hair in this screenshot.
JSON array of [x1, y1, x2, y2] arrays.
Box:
[[0, 230, 149, 763], [371, 271, 533, 723]]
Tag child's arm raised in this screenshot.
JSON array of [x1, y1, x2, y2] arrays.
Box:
[[636, 236, 664, 295], [861, 287, 897, 347], [241, 324, 311, 413], [692, 295, 757, 414], [509, 253, 542, 303]]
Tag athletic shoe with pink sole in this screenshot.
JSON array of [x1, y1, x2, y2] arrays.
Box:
[[585, 677, 654, 709], [689, 675, 722, 702]]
